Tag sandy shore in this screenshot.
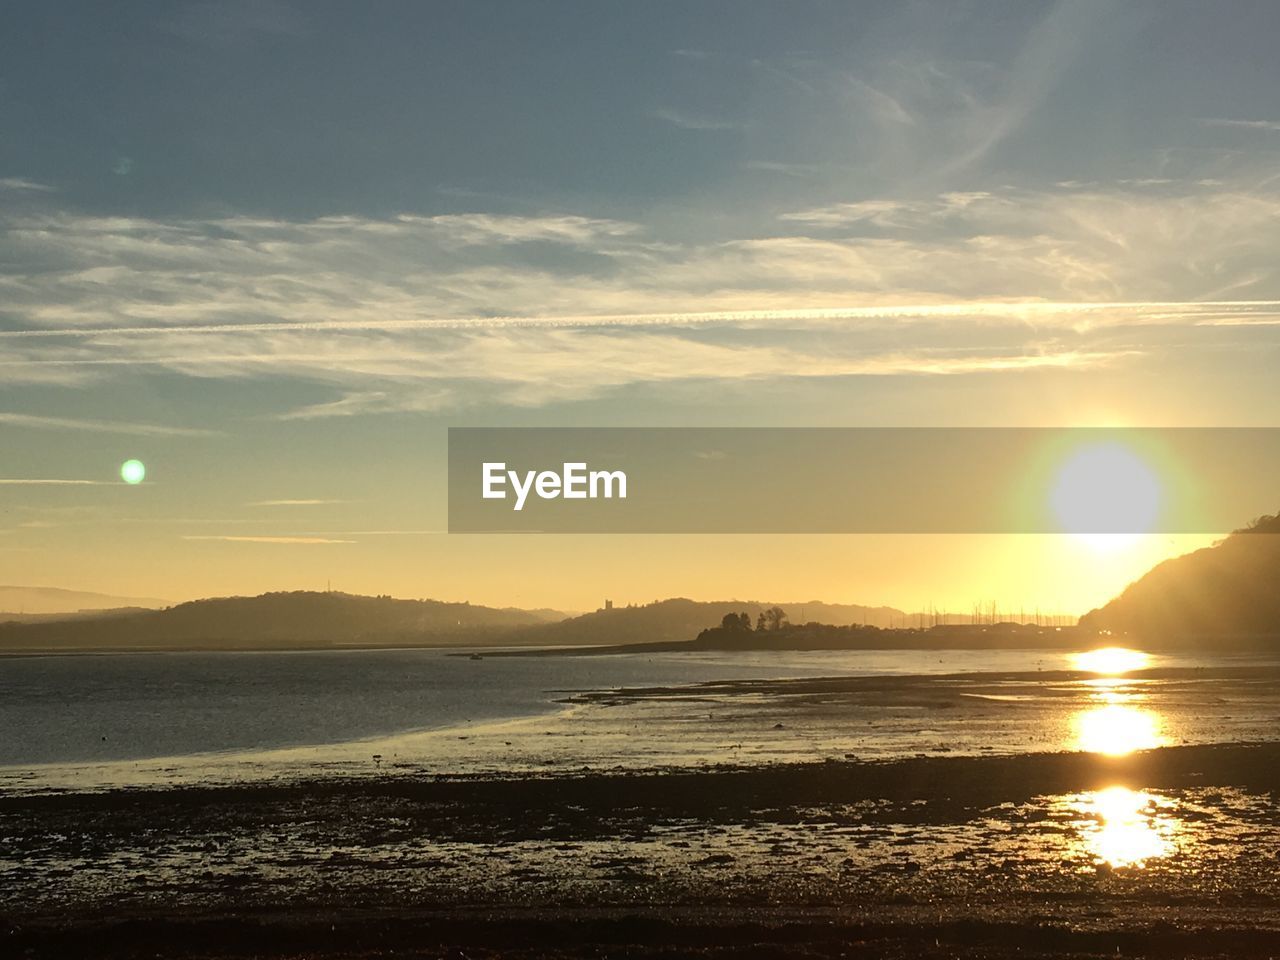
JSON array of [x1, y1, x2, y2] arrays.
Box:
[[5, 742, 1280, 957]]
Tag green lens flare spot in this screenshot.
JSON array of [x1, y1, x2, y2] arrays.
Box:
[[120, 459, 146, 485]]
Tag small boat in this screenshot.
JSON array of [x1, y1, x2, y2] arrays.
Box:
[[469, 653, 484, 661]]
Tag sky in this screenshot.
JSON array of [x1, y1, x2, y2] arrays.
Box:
[[2, 0, 1278, 614]]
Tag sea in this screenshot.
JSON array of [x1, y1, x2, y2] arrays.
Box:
[[2, 646, 1278, 793]]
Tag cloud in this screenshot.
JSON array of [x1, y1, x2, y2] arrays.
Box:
[[248, 331, 1132, 419], [5, 184, 1278, 337], [402, 213, 636, 245], [248, 499, 350, 506], [0, 177, 55, 193], [730, 4, 1108, 188], [1, 178, 1279, 415], [650, 108, 742, 131], [0, 412, 220, 436], [780, 192, 998, 228], [1198, 118, 1280, 133], [843, 77, 915, 127], [772, 186, 1280, 302], [3, 299, 1277, 341], [0, 310, 1142, 419], [297, 529, 445, 536], [0, 479, 107, 485], [928, 0, 1112, 177], [181, 535, 355, 544]]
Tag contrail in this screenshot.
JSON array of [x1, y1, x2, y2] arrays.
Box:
[[0, 478, 107, 485], [1, 301, 1278, 338]]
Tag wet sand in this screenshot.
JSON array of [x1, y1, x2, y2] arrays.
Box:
[[5, 742, 1280, 957], [7, 661, 1279, 795]]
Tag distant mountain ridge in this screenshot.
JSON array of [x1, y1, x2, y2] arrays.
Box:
[[0, 585, 169, 616], [0, 591, 903, 653], [1080, 513, 1280, 641], [0, 591, 559, 651]]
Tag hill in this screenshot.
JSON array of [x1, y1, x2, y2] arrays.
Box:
[[1079, 513, 1280, 642], [485, 620, 1083, 658], [0, 585, 168, 616], [502, 598, 905, 647], [0, 593, 902, 653], [0, 591, 561, 652]]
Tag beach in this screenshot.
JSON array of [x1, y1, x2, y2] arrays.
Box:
[[4, 652, 1280, 956], [5, 744, 1280, 957]]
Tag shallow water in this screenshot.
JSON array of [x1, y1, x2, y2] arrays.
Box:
[[2, 646, 1278, 793], [0, 646, 1113, 766]]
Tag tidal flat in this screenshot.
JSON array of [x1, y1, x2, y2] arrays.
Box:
[[5, 743, 1280, 958], [5, 658, 1280, 957]]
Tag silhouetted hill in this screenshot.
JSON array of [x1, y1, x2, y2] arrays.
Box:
[[0, 593, 903, 653], [0, 591, 561, 651], [505, 598, 905, 647], [0, 585, 168, 616], [0, 607, 151, 625], [1080, 513, 1280, 642], [488, 620, 1084, 657]]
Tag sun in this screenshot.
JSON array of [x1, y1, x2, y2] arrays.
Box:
[[1050, 443, 1161, 549]]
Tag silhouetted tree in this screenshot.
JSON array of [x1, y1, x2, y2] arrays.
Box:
[[763, 606, 789, 631]]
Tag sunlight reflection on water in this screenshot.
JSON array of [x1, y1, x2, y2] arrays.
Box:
[[1074, 704, 1165, 755], [1067, 786, 1178, 868], [1072, 647, 1151, 675], [1059, 648, 1180, 867], [1069, 646, 1168, 755]]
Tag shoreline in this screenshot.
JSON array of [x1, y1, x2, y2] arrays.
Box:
[[7, 658, 1280, 795], [6, 742, 1280, 957]]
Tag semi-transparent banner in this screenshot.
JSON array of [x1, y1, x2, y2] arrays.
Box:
[[448, 428, 1280, 534]]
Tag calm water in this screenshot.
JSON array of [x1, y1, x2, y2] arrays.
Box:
[[0, 646, 1073, 766], [2, 646, 1277, 793]]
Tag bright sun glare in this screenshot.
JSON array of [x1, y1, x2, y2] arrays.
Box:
[[1050, 443, 1161, 551], [1072, 647, 1151, 675], [1080, 786, 1175, 868], [1075, 705, 1163, 756]]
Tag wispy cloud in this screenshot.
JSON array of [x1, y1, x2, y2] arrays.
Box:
[[780, 192, 998, 227], [405, 213, 636, 245], [1, 178, 1278, 414], [1198, 118, 1280, 133], [182, 535, 355, 544], [248, 498, 350, 506], [0, 177, 55, 193], [650, 107, 742, 131], [0, 412, 219, 436], [671, 48, 714, 61], [3, 300, 1278, 340], [5, 184, 1279, 338], [0, 478, 108, 486], [297, 529, 444, 536]]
